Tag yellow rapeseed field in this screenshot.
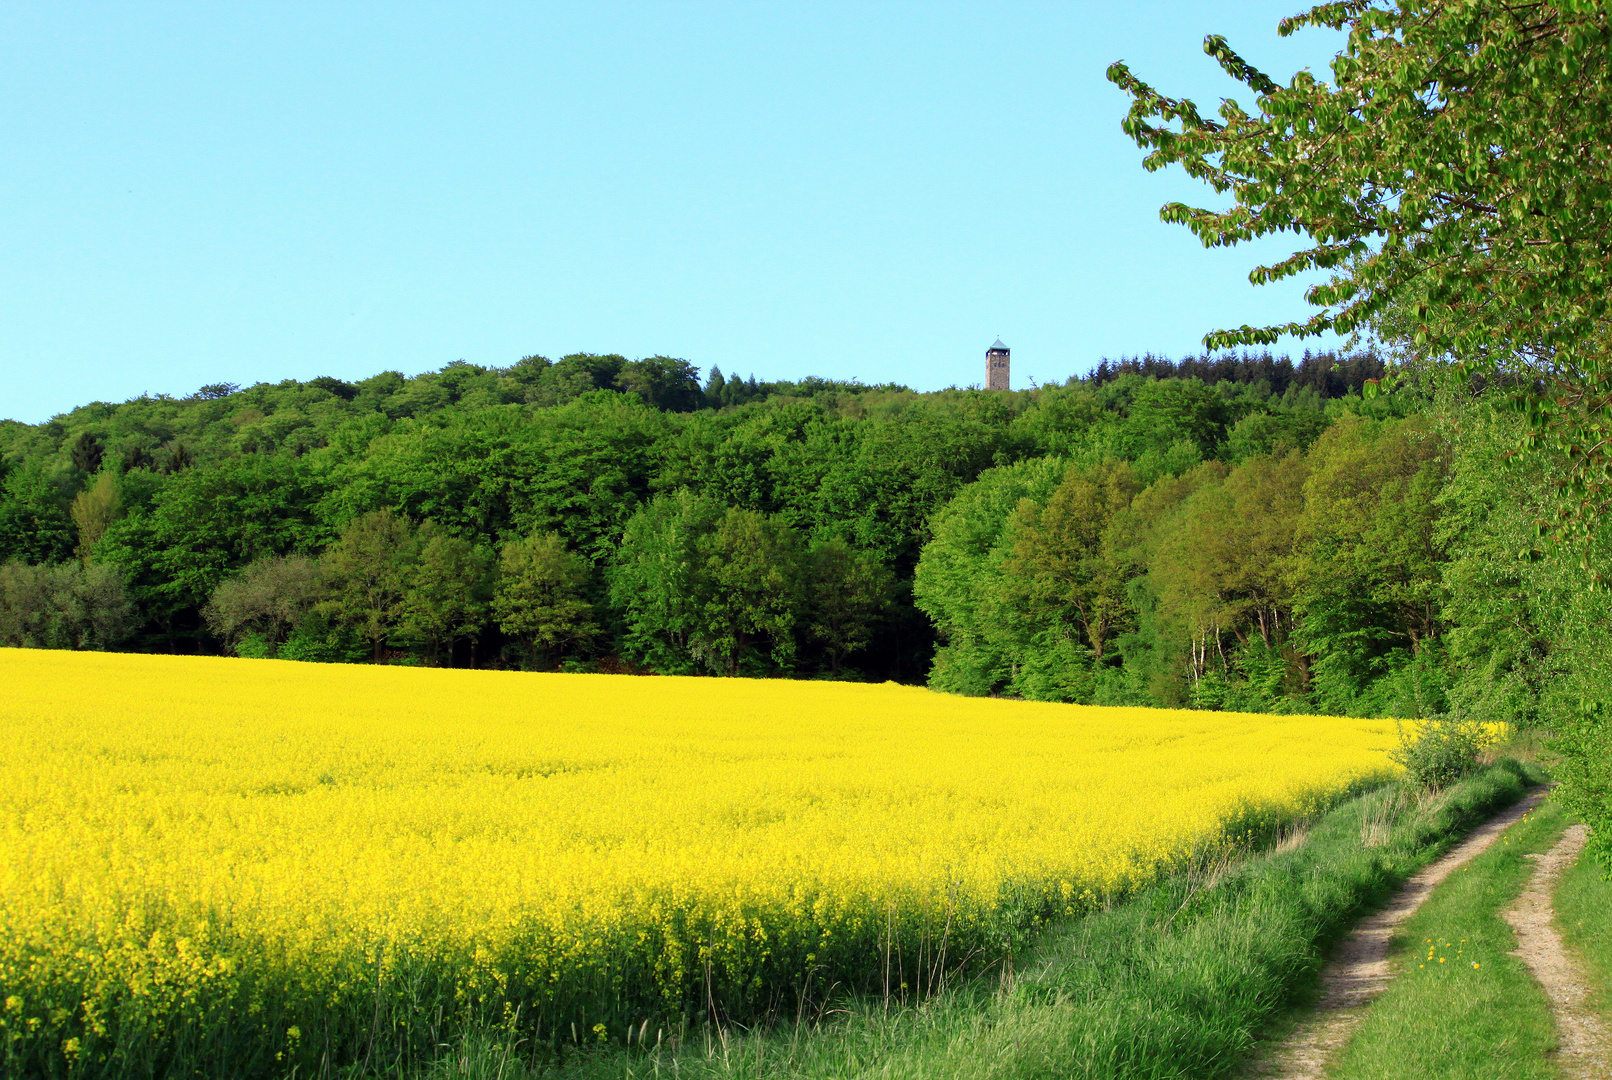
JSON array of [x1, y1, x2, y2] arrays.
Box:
[[0, 648, 1397, 1076]]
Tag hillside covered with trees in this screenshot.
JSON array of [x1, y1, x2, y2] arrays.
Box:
[[6, 343, 1602, 733]]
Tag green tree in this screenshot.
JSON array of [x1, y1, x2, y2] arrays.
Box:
[[1008, 383, 1111, 457], [812, 392, 1025, 572], [1430, 391, 1612, 863], [203, 555, 322, 654], [1291, 415, 1450, 709], [317, 510, 419, 663], [616, 356, 703, 412], [492, 532, 598, 666], [1156, 452, 1307, 652], [333, 395, 667, 565], [703, 367, 728, 408], [0, 463, 74, 565], [608, 494, 806, 676], [70, 431, 104, 474], [609, 491, 727, 674], [1110, 3, 1612, 359], [1111, 1, 1612, 557], [96, 456, 326, 647], [805, 539, 895, 675], [71, 471, 121, 562], [1003, 458, 1143, 662], [400, 521, 495, 665], [698, 508, 805, 676], [515, 353, 628, 408], [913, 457, 1068, 696], [1140, 452, 1308, 707], [1119, 379, 1229, 461], [1223, 407, 1328, 463], [1105, 461, 1230, 706], [0, 560, 134, 649], [163, 440, 193, 474]]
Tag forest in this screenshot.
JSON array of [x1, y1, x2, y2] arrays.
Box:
[[4, 344, 1604, 732]]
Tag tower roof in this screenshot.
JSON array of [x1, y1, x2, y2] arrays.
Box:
[[990, 338, 1008, 351]]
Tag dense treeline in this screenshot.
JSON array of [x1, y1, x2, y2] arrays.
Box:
[[1088, 349, 1385, 399], [2, 346, 1606, 730], [917, 380, 1612, 730], [918, 404, 1443, 713]]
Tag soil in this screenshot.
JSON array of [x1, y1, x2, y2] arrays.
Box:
[[1247, 788, 1550, 1080], [1504, 823, 1609, 1080]]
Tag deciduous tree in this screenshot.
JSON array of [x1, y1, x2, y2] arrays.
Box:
[[0, 464, 74, 565], [609, 491, 726, 674], [699, 508, 805, 676], [317, 510, 419, 663], [1110, 2, 1612, 359], [1110, 1, 1612, 538], [805, 539, 894, 674], [913, 457, 1068, 696], [1004, 459, 1142, 662], [203, 554, 321, 653], [0, 560, 133, 650], [71, 471, 121, 561], [492, 532, 598, 666], [96, 456, 327, 646], [400, 522, 494, 665], [1291, 415, 1450, 703]]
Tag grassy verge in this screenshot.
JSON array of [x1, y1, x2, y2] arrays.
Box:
[[399, 760, 1543, 1080], [1557, 830, 1612, 1025], [1326, 797, 1566, 1080]]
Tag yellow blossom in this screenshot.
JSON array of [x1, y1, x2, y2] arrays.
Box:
[[0, 648, 1398, 1063]]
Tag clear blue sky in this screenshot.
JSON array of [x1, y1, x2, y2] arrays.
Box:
[[1, 2, 1350, 424]]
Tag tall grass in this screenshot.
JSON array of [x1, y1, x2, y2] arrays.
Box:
[[1557, 829, 1612, 1024], [410, 759, 1543, 1080]]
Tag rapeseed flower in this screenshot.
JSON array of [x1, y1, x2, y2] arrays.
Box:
[[0, 649, 1398, 1073]]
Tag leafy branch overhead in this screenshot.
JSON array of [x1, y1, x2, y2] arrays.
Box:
[[1110, 0, 1612, 545], [1109, 1, 1612, 362]]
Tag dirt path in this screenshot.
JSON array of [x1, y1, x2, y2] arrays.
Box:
[[1248, 788, 1549, 1080], [1504, 823, 1609, 1079]]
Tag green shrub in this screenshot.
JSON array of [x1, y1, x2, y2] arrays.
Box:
[[1389, 716, 1492, 789], [1556, 703, 1612, 876]]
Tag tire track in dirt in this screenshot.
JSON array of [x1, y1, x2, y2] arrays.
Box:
[[1504, 823, 1609, 1080], [1247, 787, 1549, 1080]]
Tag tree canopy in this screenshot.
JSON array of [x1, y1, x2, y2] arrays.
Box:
[[1111, 0, 1612, 866], [1110, 1, 1612, 362]]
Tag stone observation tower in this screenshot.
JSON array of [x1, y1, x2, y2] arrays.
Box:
[[986, 339, 1010, 390]]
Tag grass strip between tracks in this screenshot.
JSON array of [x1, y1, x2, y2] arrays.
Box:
[[1557, 835, 1612, 1034], [409, 759, 1544, 1080], [1325, 796, 1566, 1080]]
